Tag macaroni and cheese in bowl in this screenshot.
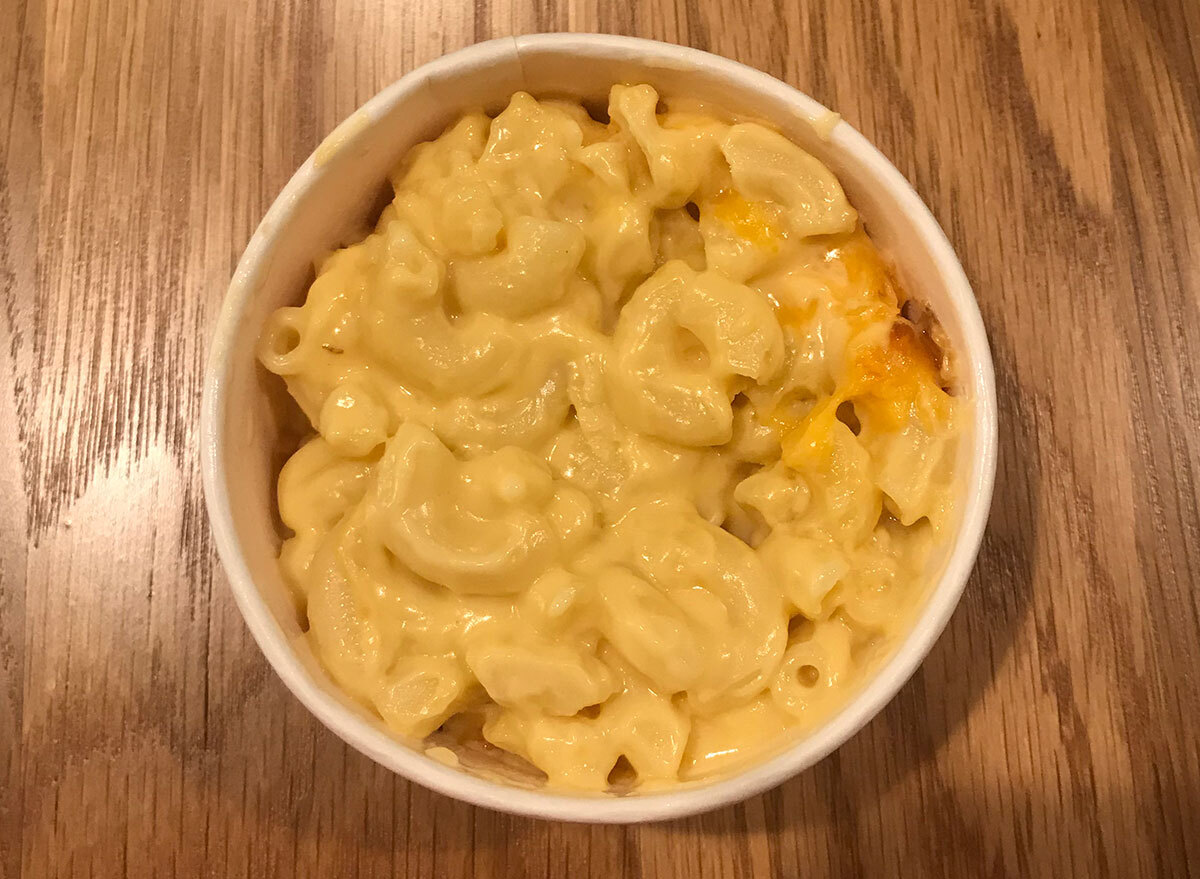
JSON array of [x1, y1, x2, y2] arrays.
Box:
[[203, 35, 996, 821]]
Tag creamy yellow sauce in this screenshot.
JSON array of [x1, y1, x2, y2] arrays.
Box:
[[258, 85, 964, 791]]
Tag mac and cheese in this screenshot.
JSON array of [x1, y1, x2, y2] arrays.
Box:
[[259, 85, 963, 790]]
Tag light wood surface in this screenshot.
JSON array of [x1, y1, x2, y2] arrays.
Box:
[[4, 0, 1199, 875]]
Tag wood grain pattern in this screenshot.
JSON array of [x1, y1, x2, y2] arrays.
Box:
[[3, 0, 1198, 874]]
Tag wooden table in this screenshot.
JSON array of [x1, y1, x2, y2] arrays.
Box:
[[4, 0, 1198, 875]]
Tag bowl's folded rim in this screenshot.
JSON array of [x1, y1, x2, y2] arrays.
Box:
[[200, 33, 998, 823]]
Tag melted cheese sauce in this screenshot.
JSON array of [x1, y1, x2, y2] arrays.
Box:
[[258, 85, 965, 791]]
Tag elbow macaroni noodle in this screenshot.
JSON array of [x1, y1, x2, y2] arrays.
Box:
[[259, 85, 965, 791]]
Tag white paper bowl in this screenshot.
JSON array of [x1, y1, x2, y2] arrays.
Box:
[[201, 33, 997, 823]]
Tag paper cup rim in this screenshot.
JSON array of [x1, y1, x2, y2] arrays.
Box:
[[201, 34, 998, 823]]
